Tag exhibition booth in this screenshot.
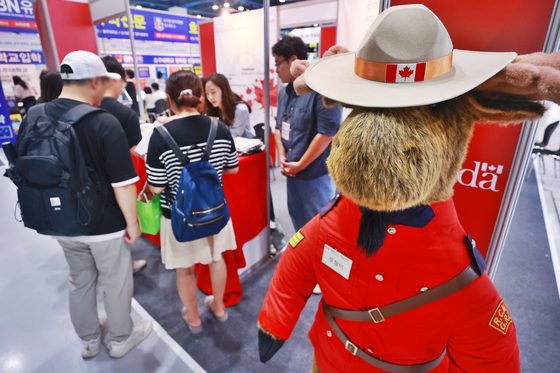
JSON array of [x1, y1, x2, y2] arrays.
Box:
[[0, 0, 558, 309]]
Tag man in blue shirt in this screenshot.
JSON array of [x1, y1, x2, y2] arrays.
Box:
[[273, 36, 342, 232]]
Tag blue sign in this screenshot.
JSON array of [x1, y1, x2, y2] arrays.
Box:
[[0, 50, 43, 64], [0, 84, 16, 144], [0, 0, 37, 34], [110, 54, 200, 66], [138, 66, 150, 78], [155, 67, 167, 80], [96, 9, 200, 44]]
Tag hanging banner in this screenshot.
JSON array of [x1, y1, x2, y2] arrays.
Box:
[[337, 0, 380, 52], [0, 51, 43, 64], [96, 9, 200, 44], [0, 84, 16, 144], [110, 53, 201, 66], [0, 0, 37, 34], [214, 8, 278, 127]]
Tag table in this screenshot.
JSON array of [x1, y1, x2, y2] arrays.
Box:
[[132, 151, 268, 306]]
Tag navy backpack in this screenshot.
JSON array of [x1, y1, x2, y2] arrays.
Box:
[[155, 118, 230, 242]]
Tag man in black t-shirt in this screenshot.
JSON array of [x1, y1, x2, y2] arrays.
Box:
[[101, 56, 146, 273], [15, 51, 152, 359], [125, 69, 140, 116]]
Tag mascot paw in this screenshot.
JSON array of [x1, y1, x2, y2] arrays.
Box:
[[323, 45, 350, 58], [257, 321, 285, 363], [291, 60, 313, 96]]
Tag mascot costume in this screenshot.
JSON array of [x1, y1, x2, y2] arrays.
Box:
[[257, 4, 560, 373]]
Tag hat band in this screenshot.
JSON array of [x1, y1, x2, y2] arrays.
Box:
[[354, 51, 453, 83]]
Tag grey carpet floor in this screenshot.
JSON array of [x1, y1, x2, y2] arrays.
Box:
[[132, 168, 560, 373]]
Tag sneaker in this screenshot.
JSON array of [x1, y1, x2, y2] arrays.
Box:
[[107, 319, 153, 358], [132, 259, 147, 273], [82, 316, 108, 358]]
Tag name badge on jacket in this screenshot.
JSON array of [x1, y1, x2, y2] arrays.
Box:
[[282, 121, 291, 141], [322, 244, 352, 280]]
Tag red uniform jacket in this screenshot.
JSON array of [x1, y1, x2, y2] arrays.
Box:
[[259, 196, 520, 372]]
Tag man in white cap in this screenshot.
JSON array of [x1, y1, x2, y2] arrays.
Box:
[[15, 50, 152, 359]]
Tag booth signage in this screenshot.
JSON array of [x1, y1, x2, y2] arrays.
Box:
[[0, 84, 15, 144], [138, 66, 150, 78], [0, 50, 43, 64], [111, 53, 200, 66], [96, 9, 200, 44], [0, 0, 37, 34]]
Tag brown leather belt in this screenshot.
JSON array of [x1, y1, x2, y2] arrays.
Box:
[[322, 264, 479, 373]]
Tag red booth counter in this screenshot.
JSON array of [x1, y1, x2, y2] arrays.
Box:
[[133, 151, 268, 306]]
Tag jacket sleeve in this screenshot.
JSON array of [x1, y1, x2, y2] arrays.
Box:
[[258, 215, 319, 341], [447, 273, 521, 372]]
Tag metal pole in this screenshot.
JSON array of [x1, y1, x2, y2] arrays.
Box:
[[125, 0, 145, 122], [39, 0, 60, 69], [264, 0, 271, 249]]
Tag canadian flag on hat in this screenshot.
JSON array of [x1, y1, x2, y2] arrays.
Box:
[[386, 63, 427, 83]]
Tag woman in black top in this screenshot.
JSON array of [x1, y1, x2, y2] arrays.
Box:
[[147, 71, 239, 333]]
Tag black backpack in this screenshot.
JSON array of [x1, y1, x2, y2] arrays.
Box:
[[3, 103, 106, 236]]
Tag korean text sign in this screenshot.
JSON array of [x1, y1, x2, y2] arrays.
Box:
[[96, 9, 200, 44]]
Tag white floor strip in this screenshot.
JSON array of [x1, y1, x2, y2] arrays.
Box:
[[131, 298, 207, 373], [534, 160, 560, 298]]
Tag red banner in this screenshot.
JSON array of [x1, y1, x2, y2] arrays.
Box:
[[0, 19, 36, 29], [390, 0, 556, 258]]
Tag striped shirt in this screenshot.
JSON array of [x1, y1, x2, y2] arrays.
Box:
[[146, 115, 238, 218]]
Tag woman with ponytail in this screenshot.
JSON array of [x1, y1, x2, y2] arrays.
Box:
[[146, 70, 239, 334]]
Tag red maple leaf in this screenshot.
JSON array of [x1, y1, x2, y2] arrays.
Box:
[[247, 100, 253, 107], [239, 94, 244, 98], [246, 87, 252, 94], [398, 66, 414, 80], [253, 77, 278, 108]]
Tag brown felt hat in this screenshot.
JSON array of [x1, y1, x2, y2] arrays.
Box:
[[304, 4, 517, 108]]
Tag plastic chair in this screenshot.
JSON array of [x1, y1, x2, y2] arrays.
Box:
[[154, 99, 168, 114], [534, 121, 559, 150]]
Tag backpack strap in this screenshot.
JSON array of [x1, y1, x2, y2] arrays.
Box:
[[155, 125, 188, 166], [58, 104, 102, 126], [25, 103, 47, 129], [202, 117, 219, 162]]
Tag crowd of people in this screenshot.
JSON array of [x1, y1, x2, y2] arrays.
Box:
[[9, 34, 341, 359]]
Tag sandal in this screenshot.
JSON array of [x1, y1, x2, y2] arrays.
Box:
[[182, 306, 203, 334], [205, 296, 229, 323]]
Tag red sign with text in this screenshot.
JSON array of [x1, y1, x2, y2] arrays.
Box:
[[391, 0, 556, 257]]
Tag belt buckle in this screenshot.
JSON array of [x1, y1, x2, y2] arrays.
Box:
[[368, 308, 385, 323], [345, 340, 358, 356]]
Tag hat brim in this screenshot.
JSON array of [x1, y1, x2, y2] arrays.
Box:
[[304, 50, 517, 108]]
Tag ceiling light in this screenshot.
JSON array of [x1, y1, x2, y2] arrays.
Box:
[[222, 11, 230, 18], [224, 2, 230, 7], [212, 4, 219, 10], [313, 24, 319, 27], [197, 14, 201, 18], [279, 0, 286, 3], [238, 5, 244, 10], [136, 5, 142, 8]]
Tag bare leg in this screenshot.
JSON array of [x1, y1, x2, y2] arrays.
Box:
[[311, 351, 321, 373], [207, 257, 227, 316], [176, 266, 201, 326]]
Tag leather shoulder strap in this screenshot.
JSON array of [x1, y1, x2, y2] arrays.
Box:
[[202, 117, 218, 161], [155, 125, 187, 166]]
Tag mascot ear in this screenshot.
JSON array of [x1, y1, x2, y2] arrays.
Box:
[[470, 50, 560, 123]]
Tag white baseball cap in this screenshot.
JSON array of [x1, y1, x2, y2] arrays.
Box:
[[60, 50, 122, 81]]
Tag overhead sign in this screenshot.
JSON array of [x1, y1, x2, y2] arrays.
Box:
[[111, 53, 200, 66], [0, 50, 43, 64], [0, 84, 16, 144], [96, 9, 200, 44], [0, 0, 37, 34]]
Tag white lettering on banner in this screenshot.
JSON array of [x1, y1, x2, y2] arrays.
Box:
[[457, 161, 503, 192], [0, 114, 5, 124], [0, 125, 13, 140]]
